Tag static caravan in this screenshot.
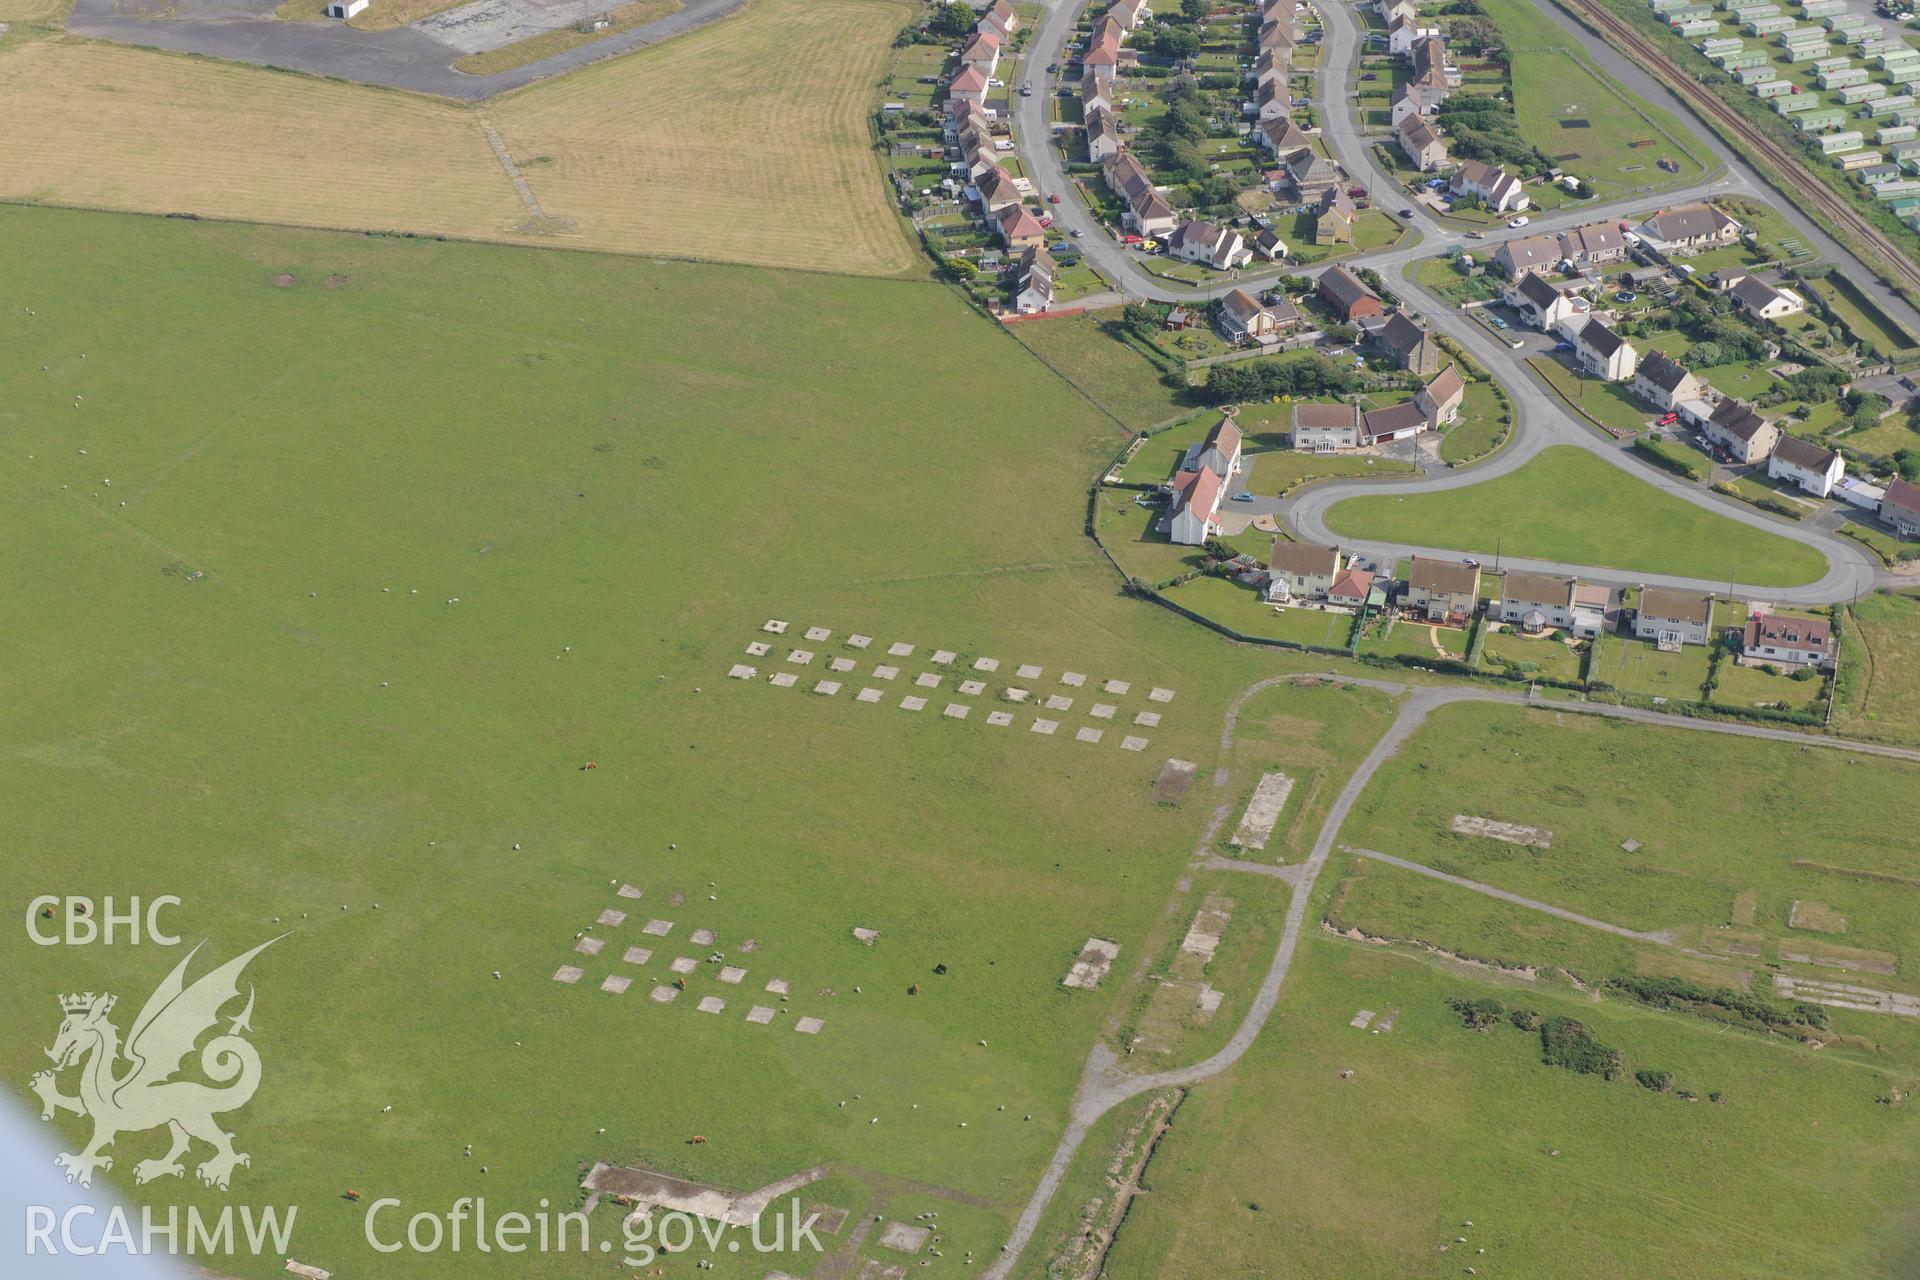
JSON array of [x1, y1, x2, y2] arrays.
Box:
[[1677, 18, 1720, 35], [1722, 49, 1773, 68], [1738, 63, 1781, 84], [1732, 2, 1781, 18], [1887, 195, 1920, 214], [1797, 105, 1849, 127], [1838, 148, 1885, 169], [1818, 128, 1866, 152], [1812, 54, 1854, 71], [1840, 81, 1890, 104], [1776, 91, 1821, 111], [1777, 25, 1825, 43], [1889, 63, 1920, 85], [1877, 178, 1920, 197], [1876, 123, 1919, 144], [1782, 40, 1832, 60], [1747, 14, 1795, 32], [1878, 48, 1920, 70], [1859, 163, 1901, 183], [1799, 0, 1846, 16], [1892, 138, 1920, 160], [1649, 0, 1692, 11], [1836, 25, 1877, 44], [1823, 12, 1870, 29], [1867, 92, 1916, 114], [1700, 36, 1744, 54], [1819, 66, 1870, 88], [1755, 77, 1798, 97]]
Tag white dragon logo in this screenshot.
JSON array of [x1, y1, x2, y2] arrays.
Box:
[[29, 938, 279, 1191]]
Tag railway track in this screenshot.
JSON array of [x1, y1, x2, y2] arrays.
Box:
[[1562, 0, 1920, 303]]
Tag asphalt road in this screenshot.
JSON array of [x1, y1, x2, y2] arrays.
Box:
[[64, 0, 745, 99], [1012, 0, 1893, 606]]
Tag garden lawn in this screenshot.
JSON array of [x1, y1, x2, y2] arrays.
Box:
[[1439, 381, 1510, 465], [1603, 634, 1712, 700], [1323, 445, 1829, 586], [1163, 577, 1356, 650], [1529, 356, 1653, 434], [1479, 626, 1584, 683], [1357, 617, 1466, 662]]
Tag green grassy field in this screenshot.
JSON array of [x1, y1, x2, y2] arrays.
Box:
[[1337, 700, 1920, 978], [1007, 309, 1188, 431], [1096, 933, 1920, 1280], [0, 204, 1288, 1279], [1837, 590, 1920, 745], [1480, 0, 1709, 197], [1322, 445, 1829, 586]]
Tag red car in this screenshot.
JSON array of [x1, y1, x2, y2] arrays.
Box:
[[1658, 412, 1679, 425], [1048, 193, 1062, 204], [1122, 233, 1142, 244], [1039, 215, 1054, 228]]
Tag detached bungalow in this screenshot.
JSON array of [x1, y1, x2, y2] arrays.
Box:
[[1767, 434, 1843, 497], [1634, 587, 1714, 647], [1726, 273, 1807, 321], [1739, 612, 1834, 669], [1634, 203, 1742, 256], [1404, 556, 1480, 624], [1217, 287, 1296, 346]]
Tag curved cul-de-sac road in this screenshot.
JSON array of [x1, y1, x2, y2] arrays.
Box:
[[1012, 0, 1912, 606]]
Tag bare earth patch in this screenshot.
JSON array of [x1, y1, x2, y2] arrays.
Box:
[[1451, 814, 1554, 849], [1788, 900, 1848, 935]]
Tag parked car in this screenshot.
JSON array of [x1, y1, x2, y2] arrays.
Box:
[[1491, 316, 1508, 329], [1122, 234, 1142, 244], [1399, 208, 1415, 217], [1231, 493, 1256, 503], [1508, 215, 1530, 228], [1361, 72, 1377, 80], [1046, 62, 1059, 73], [1048, 193, 1062, 204], [1552, 340, 1574, 351], [1463, 558, 1479, 567], [1020, 82, 1032, 97], [1658, 411, 1679, 426], [1070, 228, 1084, 238]]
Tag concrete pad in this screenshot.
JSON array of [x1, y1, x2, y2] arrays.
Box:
[[553, 965, 584, 984], [1134, 711, 1162, 727], [576, 936, 605, 956], [617, 883, 644, 899], [1090, 703, 1116, 719], [943, 703, 971, 719], [765, 977, 791, 996], [763, 620, 789, 634], [670, 956, 698, 975], [1005, 688, 1030, 703], [804, 626, 831, 642], [601, 975, 632, 994], [1032, 718, 1059, 735], [1151, 758, 1199, 803], [987, 711, 1014, 726], [719, 966, 747, 984], [887, 642, 914, 657], [697, 996, 726, 1014], [728, 664, 757, 680], [852, 927, 879, 945], [1045, 694, 1073, 711], [830, 657, 856, 672], [1196, 986, 1225, 1015], [848, 634, 872, 649], [746, 642, 771, 657], [874, 665, 899, 681], [1149, 687, 1176, 703], [814, 680, 841, 696], [1016, 664, 1043, 679], [1232, 773, 1296, 850], [856, 688, 883, 703], [622, 946, 653, 965], [1121, 735, 1148, 752], [878, 1222, 931, 1254], [974, 657, 1000, 672], [959, 680, 986, 696], [901, 696, 927, 711], [1061, 671, 1086, 687], [1062, 938, 1120, 989], [598, 909, 628, 926], [746, 1005, 776, 1024], [690, 928, 715, 945], [787, 649, 813, 665], [794, 1016, 824, 1035], [1103, 679, 1131, 694], [650, 985, 680, 1004], [1452, 815, 1553, 849], [769, 672, 798, 688], [1350, 1008, 1376, 1029], [643, 919, 674, 936], [1075, 727, 1104, 744], [931, 649, 957, 664], [914, 671, 941, 687]]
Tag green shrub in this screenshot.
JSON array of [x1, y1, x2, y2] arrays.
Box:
[[1448, 996, 1507, 1031], [1635, 1069, 1675, 1093], [1540, 1015, 1623, 1080]]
